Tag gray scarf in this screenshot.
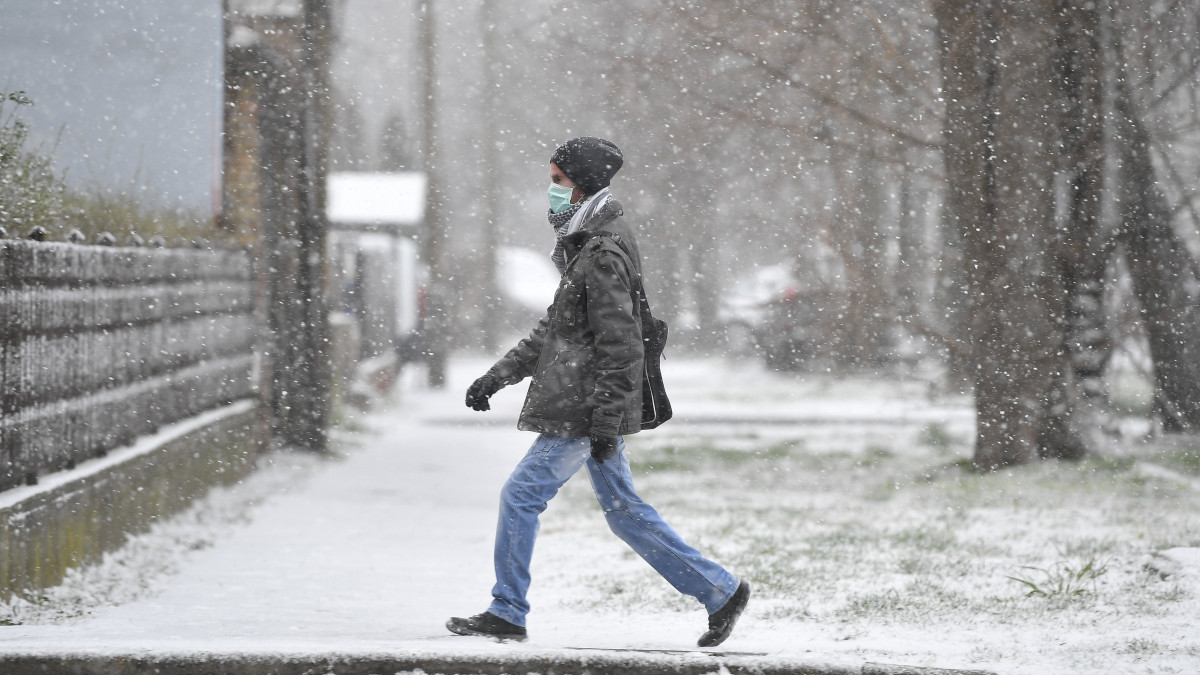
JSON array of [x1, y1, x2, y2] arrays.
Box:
[[548, 188, 612, 274]]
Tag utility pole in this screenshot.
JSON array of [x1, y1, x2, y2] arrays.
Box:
[[289, 0, 333, 449], [480, 0, 501, 352], [419, 0, 447, 387]]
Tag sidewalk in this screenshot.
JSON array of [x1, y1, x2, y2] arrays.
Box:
[[0, 355, 986, 675]]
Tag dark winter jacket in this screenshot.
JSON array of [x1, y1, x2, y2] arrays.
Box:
[[488, 199, 644, 438]]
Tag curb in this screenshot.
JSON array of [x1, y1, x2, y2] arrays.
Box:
[[0, 651, 998, 675]]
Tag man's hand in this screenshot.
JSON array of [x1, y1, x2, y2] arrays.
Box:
[[590, 436, 618, 463], [465, 373, 501, 411]]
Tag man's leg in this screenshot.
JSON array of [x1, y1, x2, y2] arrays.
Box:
[[584, 437, 740, 613], [487, 433, 590, 626]]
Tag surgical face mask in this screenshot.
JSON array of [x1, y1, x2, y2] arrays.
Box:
[[548, 182, 575, 214]]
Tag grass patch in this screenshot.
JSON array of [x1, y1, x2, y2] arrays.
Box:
[[539, 411, 1200, 671], [1006, 558, 1109, 599], [838, 588, 904, 620], [1121, 637, 1164, 655], [1084, 455, 1137, 473], [1156, 447, 1200, 476], [888, 525, 957, 552], [917, 422, 958, 450], [629, 440, 794, 474]]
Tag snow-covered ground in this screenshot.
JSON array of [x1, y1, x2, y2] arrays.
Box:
[[1, 354, 1198, 675]]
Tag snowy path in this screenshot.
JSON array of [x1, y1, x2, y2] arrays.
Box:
[[0, 355, 965, 670]]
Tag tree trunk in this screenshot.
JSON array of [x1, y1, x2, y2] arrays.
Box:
[[853, 151, 895, 368], [1042, 0, 1112, 458], [826, 142, 894, 369], [935, 0, 1081, 469], [934, 178, 973, 390], [1113, 43, 1200, 431], [896, 161, 926, 320]]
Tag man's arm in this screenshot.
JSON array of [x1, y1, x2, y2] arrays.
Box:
[[466, 310, 551, 411], [585, 247, 643, 438], [489, 312, 551, 386]]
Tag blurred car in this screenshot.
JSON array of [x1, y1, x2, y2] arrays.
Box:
[[756, 285, 818, 371], [718, 263, 815, 370], [718, 263, 791, 355]]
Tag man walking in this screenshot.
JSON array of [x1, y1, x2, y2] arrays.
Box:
[[446, 137, 750, 647]]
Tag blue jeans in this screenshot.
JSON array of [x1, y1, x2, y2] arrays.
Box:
[[487, 433, 740, 627]]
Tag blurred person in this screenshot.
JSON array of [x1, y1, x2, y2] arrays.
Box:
[[446, 137, 750, 647]]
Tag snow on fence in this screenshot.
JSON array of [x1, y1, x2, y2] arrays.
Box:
[[0, 240, 256, 493]]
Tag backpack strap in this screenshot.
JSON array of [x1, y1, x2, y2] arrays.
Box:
[[594, 230, 654, 320]]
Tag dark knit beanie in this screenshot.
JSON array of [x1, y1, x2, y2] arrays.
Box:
[[550, 136, 623, 195]]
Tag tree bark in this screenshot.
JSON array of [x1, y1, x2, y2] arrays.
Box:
[[825, 141, 895, 369], [851, 150, 895, 368], [1042, 0, 1112, 458], [1113, 41, 1200, 431], [934, 0, 1080, 469]]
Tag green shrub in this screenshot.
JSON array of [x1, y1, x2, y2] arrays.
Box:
[[0, 91, 68, 232]]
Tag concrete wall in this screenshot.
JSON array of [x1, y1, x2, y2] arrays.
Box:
[[0, 400, 260, 603]]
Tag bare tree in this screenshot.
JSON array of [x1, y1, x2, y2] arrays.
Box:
[[932, 0, 1200, 466], [1112, 11, 1200, 430], [563, 0, 944, 364], [935, 0, 1089, 468]]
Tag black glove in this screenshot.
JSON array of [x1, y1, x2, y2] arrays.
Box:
[[465, 373, 501, 411], [590, 436, 618, 463]]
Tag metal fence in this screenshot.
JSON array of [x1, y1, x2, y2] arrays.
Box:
[[0, 240, 257, 492]]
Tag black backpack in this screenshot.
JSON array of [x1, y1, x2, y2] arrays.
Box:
[[597, 232, 673, 429]]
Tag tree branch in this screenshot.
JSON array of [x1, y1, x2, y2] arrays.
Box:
[[666, 4, 944, 152]]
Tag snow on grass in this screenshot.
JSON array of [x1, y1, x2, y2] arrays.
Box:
[[531, 359, 1200, 673]]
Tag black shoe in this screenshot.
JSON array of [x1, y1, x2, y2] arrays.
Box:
[[446, 611, 528, 642], [698, 581, 751, 647]]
